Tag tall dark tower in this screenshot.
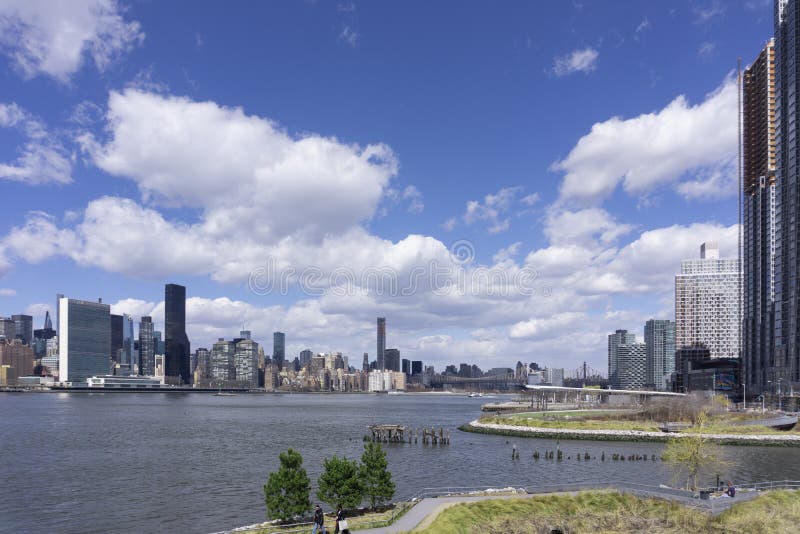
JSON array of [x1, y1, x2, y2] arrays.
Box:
[[273, 332, 285, 370], [165, 283, 190, 385], [377, 317, 386, 371]]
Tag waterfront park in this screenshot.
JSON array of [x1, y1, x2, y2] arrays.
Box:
[[231, 390, 800, 533]]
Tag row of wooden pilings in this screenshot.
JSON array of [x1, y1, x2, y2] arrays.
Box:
[[367, 424, 451, 445]]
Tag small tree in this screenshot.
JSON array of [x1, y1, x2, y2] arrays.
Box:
[[317, 456, 363, 510], [359, 442, 395, 510], [662, 410, 727, 490], [264, 448, 312, 521]]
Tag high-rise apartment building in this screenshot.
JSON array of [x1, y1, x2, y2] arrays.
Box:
[[675, 243, 741, 359], [235, 338, 259, 388], [58, 297, 111, 384], [743, 38, 778, 395], [644, 319, 676, 391], [774, 0, 800, 388], [617, 343, 647, 390], [299, 349, 313, 369], [377, 317, 386, 371], [165, 283, 190, 385], [110, 314, 123, 364], [362, 352, 369, 372], [121, 314, 134, 373], [138, 316, 155, 376], [210, 339, 235, 383], [608, 329, 636, 388], [273, 332, 285, 370], [11, 314, 32, 345]]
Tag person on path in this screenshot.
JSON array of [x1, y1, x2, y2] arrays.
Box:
[[725, 481, 736, 498], [312, 504, 327, 534], [334, 507, 350, 534]]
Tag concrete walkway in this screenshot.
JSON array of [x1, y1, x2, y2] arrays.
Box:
[[357, 492, 563, 534]]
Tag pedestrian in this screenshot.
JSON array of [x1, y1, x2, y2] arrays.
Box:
[[335, 507, 350, 534], [312, 504, 327, 534], [725, 481, 736, 498]]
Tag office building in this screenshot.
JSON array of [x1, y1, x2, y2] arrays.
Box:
[[377, 317, 386, 371], [165, 283, 190, 385], [384, 348, 400, 372], [58, 297, 111, 384], [617, 342, 647, 390], [299, 349, 313, 369], [544, 367, 564, 387], [139, 316, 155, 376], [0, 318, 15, 341], [673, 343, 713, 393], [33, 311, 56, 358], [194, 348, 210, 381], [608, 329, 636, 388], [110, 314, 123, 364], [273, 332, 285, 370], [774, 0, 800, 388], [120, 314, 134, 373], [675, 242, 741, 359], [743, 38, 778, 395], [411, 360, 423, 375], [644, 319, 676, 390], [402, 358, 411, 375], [239, 330, 251, 340], [362, 352, 369, 371], [11, 314, 32, 345]]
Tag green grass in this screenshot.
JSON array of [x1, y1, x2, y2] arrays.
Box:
[[483, 414, 662, 432], [239, 502, 414, 533], [415, 489, 800, 534]]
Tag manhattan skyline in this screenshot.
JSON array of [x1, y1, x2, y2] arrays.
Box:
[[0, 1, 770, 370]]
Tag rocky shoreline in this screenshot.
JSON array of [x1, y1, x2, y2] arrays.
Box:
[[461, 420, 800, 446]]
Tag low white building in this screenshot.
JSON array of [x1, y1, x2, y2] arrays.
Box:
[[86, 375, 164, 389]]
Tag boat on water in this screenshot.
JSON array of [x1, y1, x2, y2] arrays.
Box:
[[214, 392, 236, 396], [468, 392, 483, 398]]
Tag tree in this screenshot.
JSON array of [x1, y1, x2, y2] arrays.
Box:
[[317, 455, 363, 510], [662, 410, 727, 491], [263, 448, 312, 521], [359, 442, 395, 510]]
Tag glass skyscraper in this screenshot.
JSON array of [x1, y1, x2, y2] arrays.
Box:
[[165, 283, 190, 385], [272, 332, 285, 371], [58, 297, 111, 384], [644, 319, 676, 391], [11, 314, 33, 345], [607, 329, 636, 388]]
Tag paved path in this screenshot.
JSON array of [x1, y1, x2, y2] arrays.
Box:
[[357, 492, 559, 534]]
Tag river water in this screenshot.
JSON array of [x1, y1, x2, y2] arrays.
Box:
[[2, 392, 799, 534]]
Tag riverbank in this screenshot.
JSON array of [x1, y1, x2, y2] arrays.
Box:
[[414, 488, 800, 533], [461, 419, 800, 446]]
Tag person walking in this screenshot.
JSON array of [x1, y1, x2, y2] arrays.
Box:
[[312, 504, 327, 534], [725, 481, 736, 498], [334, 507, 350, 534]]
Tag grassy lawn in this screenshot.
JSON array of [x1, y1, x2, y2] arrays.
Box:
[[480, 409, 798, 436], [415, 489, 800, 534], [239, 502, 414, 533]]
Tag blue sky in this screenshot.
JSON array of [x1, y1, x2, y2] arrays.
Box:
[[0, 0, 772, 372]]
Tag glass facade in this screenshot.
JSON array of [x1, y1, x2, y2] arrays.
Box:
[[165, 284, 190, 385], [644, 319, 676, 391], [377, 317, 386, 371], [58, 298, 111, 384], [235, 339, 259, 388], [272, 332, 285, 370], [138, 316, 155, 376], [12, 315, 33, 345]]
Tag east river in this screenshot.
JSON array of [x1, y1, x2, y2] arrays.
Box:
[[3, 392, 800, 534]]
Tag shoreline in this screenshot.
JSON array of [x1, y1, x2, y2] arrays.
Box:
[[460, 419, 800, 447]]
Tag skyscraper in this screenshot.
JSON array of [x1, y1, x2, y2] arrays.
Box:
[[121, 314, 134, 373], [644, 319, 676, 391], [0, 318, 15, 341], [139, 316, 155, 376], [273, 332, 285, 370], [299, 349, 313, 369], [608, 329, 636, 388], [235, 338, 259, 388], [774, 0, 800, 389], [362, 352, 369, 372], [743, 38, 778, 396], [675, 243, 741, 359], [110, 314, 123, 364], [58, 297, 111, 384], [211, 338, 235, 384], [165, 283, 190, 385], [617, 343, 647, 390], [384, 348, 400, 372], [377, 317, 386, 371], [11, 315, 32, 345]]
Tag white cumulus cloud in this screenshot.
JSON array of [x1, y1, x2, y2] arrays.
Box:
[[553, 47, 599, 76]]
